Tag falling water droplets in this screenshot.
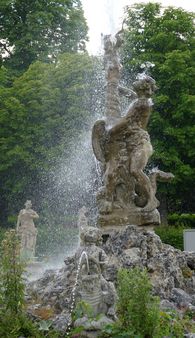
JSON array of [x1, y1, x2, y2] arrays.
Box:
[[65, 251, 89, 335]]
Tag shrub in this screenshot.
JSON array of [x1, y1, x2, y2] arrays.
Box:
[[0, 230, 43, 337], [155, 225, 184, 250], [158, 311, 182, 337], [0, 230, 69, 337], [168, 213, 195, 228], [0, 313, 44, 338], [100, 268, 192, 338], [116, 268, 160, 338], [73, 300, 94, 321], [0, 230, 24, 314]]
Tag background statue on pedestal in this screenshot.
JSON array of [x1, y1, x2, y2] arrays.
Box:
[[16, 200, 39, 259]]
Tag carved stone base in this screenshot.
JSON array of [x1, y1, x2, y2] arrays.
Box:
[[98, 208, 160, 235]]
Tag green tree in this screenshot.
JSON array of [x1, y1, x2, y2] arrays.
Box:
[[123, 3, 195, 213], [0, 52, 94, 226], [0, 0, 88, 72]]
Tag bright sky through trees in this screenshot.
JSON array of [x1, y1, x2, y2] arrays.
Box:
[[81, 0, 195, 54]]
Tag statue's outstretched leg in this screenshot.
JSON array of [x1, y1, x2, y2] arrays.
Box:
[[149, 169, 174, 207]]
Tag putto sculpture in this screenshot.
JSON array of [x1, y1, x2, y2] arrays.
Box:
[[76, 227, 116, 316], [72, 226, 116, 332], [92, 33, 174, 232], [16, 200, 39, 259]]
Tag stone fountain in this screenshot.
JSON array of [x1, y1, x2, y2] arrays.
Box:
[[92, 31, 174, 233], [25, 31, 195, 338], [26, 223, 195, 336], [26, 224, 117, 336]]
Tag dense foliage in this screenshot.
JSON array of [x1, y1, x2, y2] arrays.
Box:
[[117, 268, 160, 337], [0, 53, 96, 227], [155, 225, 185, 250], [0, 0, 94, 230], [168, 213, 195, 227], [155, 213, 195, 250], [0, 230, 64, 337], [0, 0, 88, 72], [123, 3, 195, 214], [0, 1, 194, 245], [100, 268, 192, 338], [0, 230, 24, 314]]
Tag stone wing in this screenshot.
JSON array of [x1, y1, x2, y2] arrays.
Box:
[[92, 120, 107, 163]]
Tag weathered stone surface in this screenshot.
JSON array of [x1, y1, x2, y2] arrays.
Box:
[[160, 299, 177, 311], [74, 315, 113, 330], [103, 226, 195, 299], [185, 252, 195, 270], [27, 226, 195, 307], [191, 295, 195, 306], [103, 32, 124, 123], [52, 311, 70, 332], [92, 76, 175, 229], [26, 226, 117, 333], [170, 288, 193, 307], [92, 32, 174, 231], [26, 225, 195, 335], [120, 247, 141, 268]]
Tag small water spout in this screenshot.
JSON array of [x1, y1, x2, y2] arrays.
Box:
[[79, 250, 89, 275], [65, 250, 89, 336]]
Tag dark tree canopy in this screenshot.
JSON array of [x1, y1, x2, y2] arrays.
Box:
[[0, 0, 106, 230], [0, 0, 88, 71], [0, 52, 97, 226], [123, 3, 195, 213]]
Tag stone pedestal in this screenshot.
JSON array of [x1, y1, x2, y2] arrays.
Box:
[[98, 208, 160, 235]]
